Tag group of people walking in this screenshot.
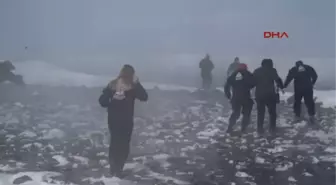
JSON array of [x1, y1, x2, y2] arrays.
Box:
[[199, 55, 318, 135], [99, 56, 318, 178]]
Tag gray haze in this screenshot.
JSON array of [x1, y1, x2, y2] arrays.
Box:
[[0, 0, 335, 87]]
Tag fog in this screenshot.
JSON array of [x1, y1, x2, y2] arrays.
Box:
[[0, 0, 335, 88]]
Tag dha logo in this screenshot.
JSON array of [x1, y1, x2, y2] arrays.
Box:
[[264, 31, 289, 39]]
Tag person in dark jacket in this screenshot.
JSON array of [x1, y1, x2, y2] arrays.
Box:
[[253, 59, 284, 135], [99, 64, 148, 177], [224, 63, 255, 133], [199, 54, 214, 90], [227, 57, 240, 78], [284, 60, 318, 123]]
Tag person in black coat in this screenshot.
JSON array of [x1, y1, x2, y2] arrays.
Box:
[[99, 64, 148, 177], [199, 54, 214, 90], [227, 57, 240, 78], [224, 63, 255, 133], [253, 59, 284, 135], [284, 60, 318, 123]]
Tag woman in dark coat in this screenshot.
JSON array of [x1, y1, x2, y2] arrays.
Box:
[[99, 64, 148, 177]]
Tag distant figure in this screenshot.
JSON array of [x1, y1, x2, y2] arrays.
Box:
[[98, 64, 148, 178], [253, 59, 284, 135], [284, 60, 318, 123], [224, 63, 255, 134], [227, 57, 240, 78], [199, 54, 214, 90], [0, 60, 25, 85]]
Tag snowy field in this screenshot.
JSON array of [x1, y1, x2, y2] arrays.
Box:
[[0, 61, 333, 185]]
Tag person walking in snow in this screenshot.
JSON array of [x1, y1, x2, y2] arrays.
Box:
[[199, 54, 214, 90], [283, 60, 318, 124], [98, 64, 148, 178], [227, 57, 240, 78], [224, 63, 255, 133], [253, 59, 284, 135]]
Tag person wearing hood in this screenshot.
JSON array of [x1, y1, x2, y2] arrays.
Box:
[[227, 57, 240, 78], [253, 59, 284, 135], [98, 64, 148, 178], [199, 54, 214, 90], [284, 60, 318, 123], [224, 63, 255, 133]]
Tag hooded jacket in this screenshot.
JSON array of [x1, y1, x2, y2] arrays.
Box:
[[224, 64, 255, 102], [253, 59, 284, 100], [284, 61, 318, 91]]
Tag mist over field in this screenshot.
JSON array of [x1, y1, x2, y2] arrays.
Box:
[[0, 1, 335, 185]]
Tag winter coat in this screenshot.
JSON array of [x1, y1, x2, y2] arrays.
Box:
[[284, 64, 318, 92], [99, 79, 148, 130], [224, 69, 255, 103], [253, 60, 284, 101], [199, 59, 214, 74]]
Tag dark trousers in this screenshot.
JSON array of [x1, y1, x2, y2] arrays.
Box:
[[108, 123, 133, 174], [294, 89, 315, 117], [256, 96, 277, 132], [201, 72, 212, 89], [228, 99, 253, 132]]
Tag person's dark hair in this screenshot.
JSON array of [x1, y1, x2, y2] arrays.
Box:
[[234, 57, 239, 62], [261, 58, 273, 68], [295, 60, 304, 67]]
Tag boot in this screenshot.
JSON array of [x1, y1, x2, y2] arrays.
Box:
[[257, 127, 264, 136], [269, 127, 277, 136], [226, 126, 233, 133], [241, 121, 248, 134], [115, 171, 126, 179], [226, 119, 236, 133], [308, 115, 316, 125], [109, 164, 116, 176], [294, 115, 302, 122]]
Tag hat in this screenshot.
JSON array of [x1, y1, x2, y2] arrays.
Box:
[[238, 63, 248, 70]]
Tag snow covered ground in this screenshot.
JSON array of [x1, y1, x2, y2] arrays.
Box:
[[0, 60, 333, 184], [0, 84, 334, 185]]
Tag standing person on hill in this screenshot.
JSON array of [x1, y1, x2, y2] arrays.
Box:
[[227, 57, 241, 78], [253, 59, 284, 135], [98, 64, 148, 178], [224, 63, 255, 134], [199, 54, 214, 90], [283, 60, 318, 124]]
